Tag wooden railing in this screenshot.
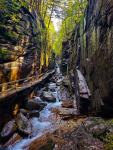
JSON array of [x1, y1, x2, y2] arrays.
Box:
[[0, 72, 45, 97]]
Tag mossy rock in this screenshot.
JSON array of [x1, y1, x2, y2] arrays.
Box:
[[38, 140, 55, 150], [104, 133, 113, 150]]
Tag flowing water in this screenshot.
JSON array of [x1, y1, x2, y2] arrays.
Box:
[[8, 68, 63, 150]]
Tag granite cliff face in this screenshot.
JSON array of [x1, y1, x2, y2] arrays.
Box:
[[62, 0, 113, 116], [0, 1, 49, 89]]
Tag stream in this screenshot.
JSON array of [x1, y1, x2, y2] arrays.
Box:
[[0, 66, 96, 150], [7, 67, 64, 150]]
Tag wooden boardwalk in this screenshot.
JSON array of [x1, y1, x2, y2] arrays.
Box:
[[0, 70, 55, 102]]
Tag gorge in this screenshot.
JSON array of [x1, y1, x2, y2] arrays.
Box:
[[0, 0, 113, 150]]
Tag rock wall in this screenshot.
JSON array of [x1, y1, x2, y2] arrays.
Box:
[[62, 0, 113, 115], [0, 1, 49, 90]]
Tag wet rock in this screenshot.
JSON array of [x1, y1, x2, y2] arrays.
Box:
[[52, 107, 77, 120], [48, 83, 56, 92], [4, 133, 21, 147], [42, 91, 56, 103], [20, 109, 40, 118], [59, 108, 77, 116], [25, 99, 47, 111], [34, 96, 42, 102], [38, 140, 55, 150], [54, 125, 104, 150], [84, 120, 93, 129], [26, 134, 55, 150], [84, 117, 107, 137], [62, 100, 74, 108], [20, 109, 28, 116], [1, 120, 16, 140], [60, 87, 70, 100], [62, 77, 70, 87], [15, 113, 32, 136], [29, 110, 40, 118], [56, 78, 63, 86], [48, 83, 56, 90], [89, 124, 107, 137], [84, 117, 105, 129], [37, 89, 46, 97]]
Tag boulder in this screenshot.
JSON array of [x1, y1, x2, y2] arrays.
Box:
[[53, 126, 104, 150], [62, 100, 74, 108], [84, 118, 108, 137], [28, 110, 40, 118], [25, 99, 47, 111], [48, 83, 56, 92], [20, 109, 28, 116], [84, 117, 105, 129], [4, 133, 21, 147], [27, 134, 55, 150], [56, 78, 63, 86], [62, 77, 70, 87], [20, 109, 40, 118], [37, 89, 46, 97], [1, 120, 16, 140], [58, 108, 77, 116], [48, 83, 56, 90], [15, 113, 32, 136], [52, 107, 77, 120], [42, 91, 56, 103], [89, 124, 107, 136], [34, 96, 42, 102]]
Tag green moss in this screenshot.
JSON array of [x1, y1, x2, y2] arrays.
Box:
[[90, 118, 113, 149], [0, 48, 9, 59], [38, 140, 55, 150], [83, 33, 86, 49], [106, 119, 113, 126], [80, 17, 84, 36], [11, 14, 20, 23], [104, 134, 113, 150], [0, 0, 26, 26], [7, 31, 19, 39], [91, 29, 96, 51], [0, 0, 20, 13]]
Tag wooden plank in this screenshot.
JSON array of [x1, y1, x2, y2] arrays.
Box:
[[0, 70, 55, 102]]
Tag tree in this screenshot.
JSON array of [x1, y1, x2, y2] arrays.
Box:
[[52, 0, 87, 55]]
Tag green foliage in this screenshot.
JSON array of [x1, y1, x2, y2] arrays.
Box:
[[53, 27, 64, 55], [0, 0, 87, 62], [53, 0, 87, 55], [0, 0, 29, 22], [0, 0, 20, 13], [0, 0, 30, 44]]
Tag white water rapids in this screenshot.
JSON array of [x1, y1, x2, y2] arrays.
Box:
[[8, 67, 63, 150]]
